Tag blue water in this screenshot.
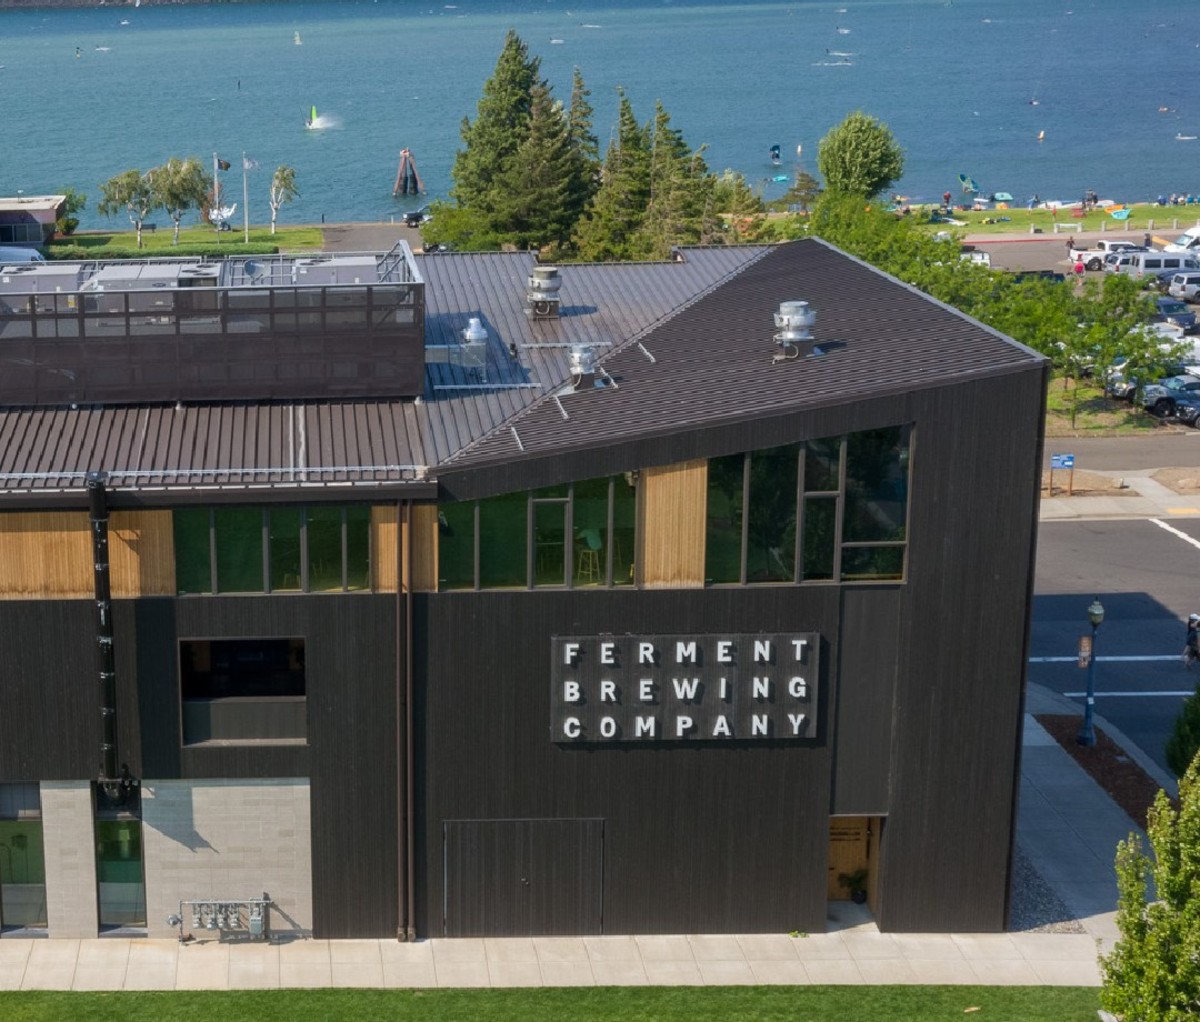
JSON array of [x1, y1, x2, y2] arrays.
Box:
[[2, 0, 1199, 231]]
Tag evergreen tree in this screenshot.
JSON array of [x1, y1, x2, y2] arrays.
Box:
[[817, 111, 905, 198], [1101, 749, 1200, 1021], [490, 82, 580, 250], [573, 91, 653, 261], [564, 66, 600, 226], [451, 30, 543, 217], [638, 101, 713, 258]]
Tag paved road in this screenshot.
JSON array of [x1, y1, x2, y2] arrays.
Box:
[[1047, 433, 1200, 470]]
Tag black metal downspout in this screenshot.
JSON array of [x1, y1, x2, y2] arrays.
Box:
[[396, 500, 417, 941], [403, 501, 417, 942], [88, 472, 135, 804]]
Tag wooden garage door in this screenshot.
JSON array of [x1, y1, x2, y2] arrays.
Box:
[[443, 819, 604, 937]]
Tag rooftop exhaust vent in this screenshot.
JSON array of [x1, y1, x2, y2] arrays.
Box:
[[772, 300, 820, 361], [569, 344, 595, 392], [526, 265, 561, 320]]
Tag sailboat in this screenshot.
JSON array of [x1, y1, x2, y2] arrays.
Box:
[[294, 31, 302, 45]]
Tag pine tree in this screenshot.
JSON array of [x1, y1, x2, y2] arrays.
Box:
[[451, 31, 543, 217], [490, 82, 580, 250], [572, 91, 653, 261], [564, 66, 600, 228], [638, 101, 712, 258], [1101, 749, 1200, 1020]]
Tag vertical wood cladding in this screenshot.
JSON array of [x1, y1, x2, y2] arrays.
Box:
[[410, 505, 439, 592], [0, 510, 174, 598], [639, 460, 707, 588], [417, 587, 842, 936], [371, 506, 399, 592], [831, 588, 899, 815], [170, 596, 399, 938], [878, 370, 1046, 932]]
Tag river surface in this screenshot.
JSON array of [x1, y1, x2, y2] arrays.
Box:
[[2, 0, 1199, 230]]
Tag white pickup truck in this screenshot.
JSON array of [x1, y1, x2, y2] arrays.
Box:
[[1068, 239, 1144, 270]]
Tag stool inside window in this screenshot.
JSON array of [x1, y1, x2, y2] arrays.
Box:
[[576, 527, 603, 583]]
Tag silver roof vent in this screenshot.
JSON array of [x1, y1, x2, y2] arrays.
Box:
[[526, 265, 561, 320], [568, 344, 595, 392], [462, 316, 488, 346], [772, 300, 819, 360]]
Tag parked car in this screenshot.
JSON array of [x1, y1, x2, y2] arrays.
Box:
[[1139, 374, 1200, 416], [0, 246, 45, 265], [1172, 395, 1200, 427], [1168, 272, 1200, 302], [1155, 296, 1198, 332]]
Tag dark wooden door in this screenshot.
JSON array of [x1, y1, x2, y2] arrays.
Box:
[[443, 819, 604, 937]]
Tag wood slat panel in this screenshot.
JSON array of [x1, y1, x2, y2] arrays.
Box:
[[411, 505, 438, 593], [0, 512, 91, 598], [110, 510, 175, 596], [371, 505, 398, 593], [640, 460, 706, 588]]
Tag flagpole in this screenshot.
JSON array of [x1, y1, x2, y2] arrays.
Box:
[[242, 151, 250, 243]]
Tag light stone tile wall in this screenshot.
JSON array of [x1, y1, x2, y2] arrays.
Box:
[[141, 778, 311, 940], [40, 781, 99, 938]]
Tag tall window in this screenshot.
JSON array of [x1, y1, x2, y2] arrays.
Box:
[[438, 474, 637, 591], [705, 426, 911, 585], [174, 506, 371, 595], [0, 784, 46, 934]]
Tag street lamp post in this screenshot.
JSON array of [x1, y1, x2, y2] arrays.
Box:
[[1077, 597, 1105, 746]]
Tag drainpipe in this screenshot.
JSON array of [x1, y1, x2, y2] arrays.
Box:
[[403, 501, 417, 942], [88, 471, 135, 804], [396, 500, 418, 941]]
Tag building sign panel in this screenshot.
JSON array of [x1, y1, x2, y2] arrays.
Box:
[[551, 633, 819, 743]]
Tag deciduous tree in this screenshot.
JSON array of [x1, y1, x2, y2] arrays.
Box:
[[269, 165, 299, 235], [55, 187, 86, 236], [817, 111, 905, 198], [97, 168, 159, 249], [153, 157, 210, 245], [1101, 749, 1200, 1021]]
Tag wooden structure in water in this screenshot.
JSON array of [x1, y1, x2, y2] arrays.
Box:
[[393, 148, 424, 197]]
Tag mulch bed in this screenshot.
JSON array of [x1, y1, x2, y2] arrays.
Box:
[[1035, 714, 1171, 830]]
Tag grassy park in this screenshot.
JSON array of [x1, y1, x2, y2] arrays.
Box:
[[1, 986, 1102, 1022]]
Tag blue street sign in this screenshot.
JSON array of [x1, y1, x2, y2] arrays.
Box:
[[1050, 454, 1075, 470]]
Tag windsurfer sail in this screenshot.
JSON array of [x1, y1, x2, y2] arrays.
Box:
[[305, 105, 318, 129], [769, 144, 781, 165], [393, 148, 424, 197], [958, 172, 980, 195]]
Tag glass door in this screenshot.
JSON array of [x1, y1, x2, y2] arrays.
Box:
[[96, 819, 146, 930], [0, 821, 47, 933]]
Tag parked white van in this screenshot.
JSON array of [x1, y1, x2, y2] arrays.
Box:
[[1124, 252, 1200, 281], [1169, 272, 1200, 302], [1164, 226, 1200, 254]]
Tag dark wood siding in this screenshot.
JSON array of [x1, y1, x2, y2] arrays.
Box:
[[878, 369, 1046, 932], [831, 587, 899, 815], [170, 595, 400, 938], [443, 818, 604, 937], [417, 588, 840, 936]]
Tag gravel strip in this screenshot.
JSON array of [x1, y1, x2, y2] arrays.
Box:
[[1008, 845, 1086, 934]]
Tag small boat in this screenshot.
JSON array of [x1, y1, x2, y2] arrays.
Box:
[[550, 38, 564, 44], [1037, 130, 1045, 142], [294, 31, 302, 45], [837, 26, 851, 34], [1176, 133, 1198, 141]]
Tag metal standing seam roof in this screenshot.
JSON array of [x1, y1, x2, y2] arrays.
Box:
[[0, 244, 770, 499], [444, 239, 1048, 471]]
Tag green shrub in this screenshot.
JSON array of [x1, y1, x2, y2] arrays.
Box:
[[1166, 681, 1200, 777], [46, 243, 280, 261]]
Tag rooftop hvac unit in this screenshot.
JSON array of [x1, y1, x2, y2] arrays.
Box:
[[772, 300, 819, 359], [424, 316, 488, 381], [526, 265, 561, 320]]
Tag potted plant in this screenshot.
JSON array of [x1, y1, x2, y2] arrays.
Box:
[[837, 868, 868, 904]]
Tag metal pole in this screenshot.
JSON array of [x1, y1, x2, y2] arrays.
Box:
[[1077, 620, 1098, 746], [242, 152, 250, 244]]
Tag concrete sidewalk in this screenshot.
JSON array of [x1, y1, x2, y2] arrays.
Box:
[[1, 679, 1152, 990], [1041, 467, 1200, 521]]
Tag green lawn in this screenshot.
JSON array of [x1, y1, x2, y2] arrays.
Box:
[[925, 203, 1199, 236], [1, 986, 1100, 1022], [47, 224, 325, 256], [1045, 376, 1170, 437]]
